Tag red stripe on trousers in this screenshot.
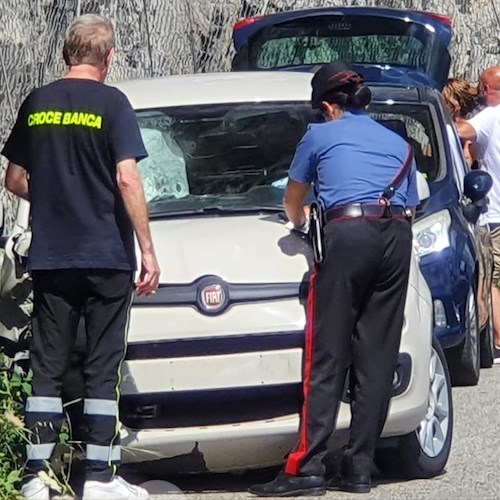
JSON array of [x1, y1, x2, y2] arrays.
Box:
[[285, 268, 317, 476]]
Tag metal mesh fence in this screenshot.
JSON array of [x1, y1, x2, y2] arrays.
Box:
[[1, 0, 499, 228]]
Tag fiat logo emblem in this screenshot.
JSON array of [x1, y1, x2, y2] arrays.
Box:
[[200, 284, 226, 313]]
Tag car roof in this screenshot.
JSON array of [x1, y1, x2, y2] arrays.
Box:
[[114, 71, 428, 109]]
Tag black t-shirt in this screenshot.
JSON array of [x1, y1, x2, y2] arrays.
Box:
[[2, 79, 147, 271]]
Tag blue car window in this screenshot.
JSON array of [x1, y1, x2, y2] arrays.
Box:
[[369, 104, 440, 182]]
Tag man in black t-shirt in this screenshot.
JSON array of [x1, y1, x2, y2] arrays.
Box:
[[2, 14, 159, 500]]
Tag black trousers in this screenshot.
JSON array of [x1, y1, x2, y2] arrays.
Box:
[[285, 217, 412, 478], [25, 269, 133, 482]]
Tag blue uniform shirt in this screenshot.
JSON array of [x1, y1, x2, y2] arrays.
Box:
[[289, 111, 420, 209]]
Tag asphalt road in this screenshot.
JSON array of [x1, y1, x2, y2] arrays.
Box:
[[142, 362, 500, 500]]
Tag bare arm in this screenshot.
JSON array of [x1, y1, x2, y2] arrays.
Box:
[[116, 159, 160, 296], [5, 162, 29, 200], [284, 178, 310, 228], [456, 120, 477, 143]]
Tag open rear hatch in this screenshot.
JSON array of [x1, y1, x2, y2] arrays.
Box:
[[232, 7, 453, 89]]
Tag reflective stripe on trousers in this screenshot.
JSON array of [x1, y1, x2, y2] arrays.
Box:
[[86, 444, 121, 463], [26, 396, 63, 414], [84, 398, 118, 417], [26, 443, 56, 461], [25, 396, 64, 466]]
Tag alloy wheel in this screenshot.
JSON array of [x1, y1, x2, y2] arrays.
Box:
[[416, 346, 451, 458]]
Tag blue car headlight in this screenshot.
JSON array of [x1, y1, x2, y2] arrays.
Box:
[[412, 210, 451, 258]]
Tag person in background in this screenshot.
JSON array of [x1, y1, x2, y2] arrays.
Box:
[[249, 61, 419, 497], [457, 66, 500, 357], [2, 14, 160, 500], [442, 78, 492, 345], [442, 77, 480, 167]]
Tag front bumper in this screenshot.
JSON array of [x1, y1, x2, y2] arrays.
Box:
[[120, 347, 428, 472]]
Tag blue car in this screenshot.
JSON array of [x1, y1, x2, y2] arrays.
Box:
[[231, 6, 494, 386]]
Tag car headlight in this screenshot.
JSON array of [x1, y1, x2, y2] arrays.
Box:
[[412, 210, 451, 258]]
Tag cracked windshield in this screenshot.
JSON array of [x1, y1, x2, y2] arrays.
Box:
[[137, 101, 438, 215]]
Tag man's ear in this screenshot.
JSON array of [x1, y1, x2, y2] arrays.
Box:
[[106, 48, 116, 69]]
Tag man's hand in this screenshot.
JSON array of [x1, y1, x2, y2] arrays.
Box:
[[463, 139, 475, 167], [135, 250, 160, 296]]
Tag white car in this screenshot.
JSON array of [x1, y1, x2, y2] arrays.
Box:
[[0, 71, 452, 479]]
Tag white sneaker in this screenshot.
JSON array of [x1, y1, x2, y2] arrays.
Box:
[[82, 476, 149, 499], [21, 477, 50, 500]]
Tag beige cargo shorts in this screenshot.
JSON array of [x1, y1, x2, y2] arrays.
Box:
[[489, 225, 500, 288]]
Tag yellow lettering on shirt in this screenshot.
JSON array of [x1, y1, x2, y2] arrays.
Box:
[[28, 110, 103, 129]]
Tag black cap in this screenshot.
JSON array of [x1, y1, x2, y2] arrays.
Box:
[[311, 61, 364, 109]]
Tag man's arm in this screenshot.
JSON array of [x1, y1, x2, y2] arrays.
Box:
[[456, 120, 477, 143], [284, 179, 311, 228], [116, 159, 160, 296], [5, 162, 29, 200]]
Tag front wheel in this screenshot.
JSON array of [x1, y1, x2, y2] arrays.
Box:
[[447, 286, 480, 386], [376, 336, 453, 479]]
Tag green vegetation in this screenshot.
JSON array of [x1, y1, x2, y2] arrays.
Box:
[[0, 354, 76, 499], [0, 354, 31, 500]]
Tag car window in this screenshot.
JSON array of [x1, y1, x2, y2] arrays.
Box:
[[369, 103, 440, 182], [257, 34, 425, 70], [136, 101, 440, 215]]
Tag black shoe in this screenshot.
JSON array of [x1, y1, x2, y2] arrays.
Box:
[[248, 471, 326, 497], [327, 473, 371, 494], [494, 345, 500, 362]]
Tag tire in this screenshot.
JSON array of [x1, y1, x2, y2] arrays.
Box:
[[375, 336, 453, 479], [447, 286, 480, 386], [480, 292, 494, 369]]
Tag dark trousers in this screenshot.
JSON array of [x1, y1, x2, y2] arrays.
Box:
[[25, 269, 133, 482], [285, 217, 412, 478]]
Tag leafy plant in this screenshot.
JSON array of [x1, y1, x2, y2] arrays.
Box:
[[0, 354, 31, 500], [0, 355, 76, 499]]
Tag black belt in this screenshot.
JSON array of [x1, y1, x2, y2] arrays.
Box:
[[325, 203, 408, 223]]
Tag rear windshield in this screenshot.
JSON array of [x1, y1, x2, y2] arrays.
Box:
[[136, 101, 440, 215], [247, 15, 448, 81]]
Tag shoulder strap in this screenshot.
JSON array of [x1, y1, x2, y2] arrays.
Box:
[[381, 143, 414, 201]]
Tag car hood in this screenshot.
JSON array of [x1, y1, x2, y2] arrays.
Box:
[[146, 213, 312, 284]]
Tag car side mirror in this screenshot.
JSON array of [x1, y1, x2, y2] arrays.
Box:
[[462, 171, 493, 224], [464, 170, 492, 202], [416, 171, 430, 202]]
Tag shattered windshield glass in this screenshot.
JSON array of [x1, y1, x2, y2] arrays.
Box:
[[136, 101, 440, 215], [136, 103, 313, 215]]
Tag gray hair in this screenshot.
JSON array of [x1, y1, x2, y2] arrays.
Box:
[[62, 14, 115, 67]]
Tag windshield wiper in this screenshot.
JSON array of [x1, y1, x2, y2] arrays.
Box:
[[199, 206, 283, 214]]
